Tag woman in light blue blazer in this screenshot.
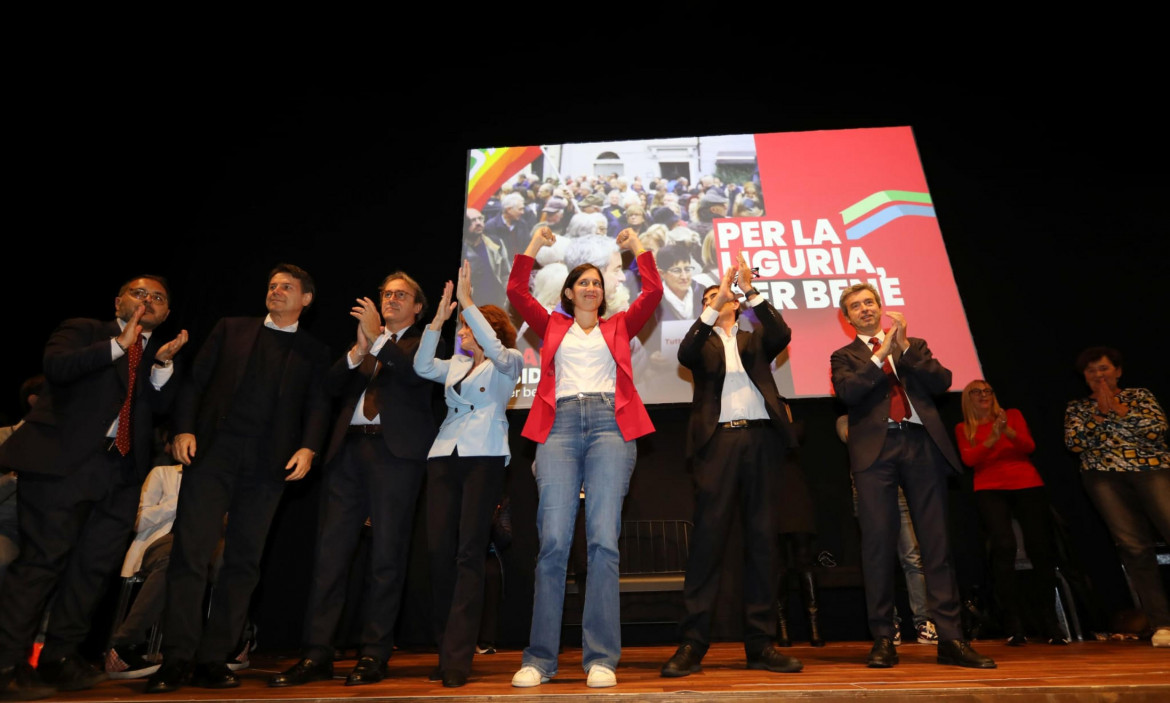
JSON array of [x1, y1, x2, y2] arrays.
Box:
[[413, 260, 523, 688]]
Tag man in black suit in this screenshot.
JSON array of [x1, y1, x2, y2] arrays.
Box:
[[270, 271, 442, 688], [661, 255, 802, 678], [146, 264, 330, 693], [830, 282, 993, 669], [0, 276, 186, 700]]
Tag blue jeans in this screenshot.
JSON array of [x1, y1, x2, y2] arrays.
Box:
[[1082, 469, 1170, 628], [523, 393, 636, 676]]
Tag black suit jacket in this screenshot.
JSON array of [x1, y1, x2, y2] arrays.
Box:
[[322, 322, 444, 464], [0, 318, 177, 480], [173, 317, 330, 480], [830, 336, 960, 474], [677, 299, 795, 458]]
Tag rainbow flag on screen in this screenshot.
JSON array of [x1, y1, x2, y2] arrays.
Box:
[[466, 146, 543, 211]]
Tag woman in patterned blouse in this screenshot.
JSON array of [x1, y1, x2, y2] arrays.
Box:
[[1064, 346, 1170, 647]]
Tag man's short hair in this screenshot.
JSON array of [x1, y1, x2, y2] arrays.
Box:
[[1076, 346, 1123, 372], [380, 271, 428, 320], [501, 192, 525, 210], [838, 282, 881, 311], [268, 263, 316, 303], [118, 274, 172, 302]]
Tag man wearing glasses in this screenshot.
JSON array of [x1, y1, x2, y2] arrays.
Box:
[[270, 271, 442, 688], [147, 264, 330, 693], [831, 283, 994, 670], [0, 276, 186, 699]]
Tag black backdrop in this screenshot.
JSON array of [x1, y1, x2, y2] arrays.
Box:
[[4, 71, 1166, 651]]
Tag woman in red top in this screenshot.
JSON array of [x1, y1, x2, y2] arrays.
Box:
[[956, 380, 1067, 645]]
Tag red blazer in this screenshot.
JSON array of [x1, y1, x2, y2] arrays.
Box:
[[507, 250, 663, 443]]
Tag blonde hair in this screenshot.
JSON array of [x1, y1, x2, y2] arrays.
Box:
[[960, 379, 1003, 444]]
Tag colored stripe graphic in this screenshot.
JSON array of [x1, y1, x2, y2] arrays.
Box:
[[467, 146, 544, 211], [840, 191, 935, 241]]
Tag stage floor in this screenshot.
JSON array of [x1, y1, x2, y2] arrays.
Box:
[[56, 639, 1170, 702]]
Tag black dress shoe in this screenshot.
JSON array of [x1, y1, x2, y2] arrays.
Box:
[[345, 655, 387, 686], [746, 644, 803, 673], [1006, 633, 1027, 646], [269, 658, 334, 687], [428, 666, 442, 681], [937, 639, 996, 669], [660, 643, 703, 678], [36, 654, 107, 692], [191, 661, 239, 688], [0, 662, 56, 701], [442, 669, 468, 688], [144, 659, 189, 694], [867, 637, 899, 668]]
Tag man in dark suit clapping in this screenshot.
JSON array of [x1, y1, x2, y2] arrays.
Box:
[[831, 282, 993, 670], [0, 276, 186, 700]]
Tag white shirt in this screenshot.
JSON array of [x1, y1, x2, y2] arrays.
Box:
[[857, 331, 922, 424], [698, 303, 769, 423], [554, 320, 616, 398], [107, 320, 173, 438], [661, 283, 695, 319], [346, 324, 412, 425], [263, 314, 299, 333]]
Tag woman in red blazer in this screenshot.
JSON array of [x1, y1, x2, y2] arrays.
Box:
[[507, 226, 661, 689]]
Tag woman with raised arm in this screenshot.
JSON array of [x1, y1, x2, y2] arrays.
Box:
[[506, 225, 662, 689], [413, 261, 523, 688], [956, 380, 1066, 646]]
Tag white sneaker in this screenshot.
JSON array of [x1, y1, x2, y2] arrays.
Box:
[[1152, 627, 1170, 647], [511, 665, 549, 687], [586, 664, 616, 688], [917, 620, 939, 645]]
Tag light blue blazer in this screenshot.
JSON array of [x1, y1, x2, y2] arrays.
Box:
[[413, 305, 524, 465]]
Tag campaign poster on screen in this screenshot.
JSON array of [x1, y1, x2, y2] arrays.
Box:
[[462, 126, 982, 409]]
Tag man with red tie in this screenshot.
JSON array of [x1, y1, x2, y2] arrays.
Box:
[[0, 276, 186, 700], [830, 283, 993, 670]]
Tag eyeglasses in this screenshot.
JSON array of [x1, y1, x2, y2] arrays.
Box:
[[126, 288, 168, 304], [382, 290, 414, 301], [666, 265, 696, 275], [968, 388, 994, 397]]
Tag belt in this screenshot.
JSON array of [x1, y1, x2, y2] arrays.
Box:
[[347, 424, 383, 435], [718, 419, 770, 430], [887, 420, 923, 431]]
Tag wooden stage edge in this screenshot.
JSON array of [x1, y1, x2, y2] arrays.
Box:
[[60, 640, 1170, 703]]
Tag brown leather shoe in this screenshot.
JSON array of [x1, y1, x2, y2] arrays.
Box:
[[746, 644, 802, 673]]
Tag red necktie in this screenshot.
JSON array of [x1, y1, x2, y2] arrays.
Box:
[[361, 333, 395, 421], [869, 336, 910, 422], [115, 336, 142, 455]]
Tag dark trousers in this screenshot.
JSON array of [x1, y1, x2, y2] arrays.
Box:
[[853, 424, 963, 641], [162, 434, 284, 664], [111, 535, 173, 645], [0, 449, 139, 666], [974, 486, 1059, 635], [680, 425, 781, 656], [301, 433, 425, 663], [427, 453, 505, 676]]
